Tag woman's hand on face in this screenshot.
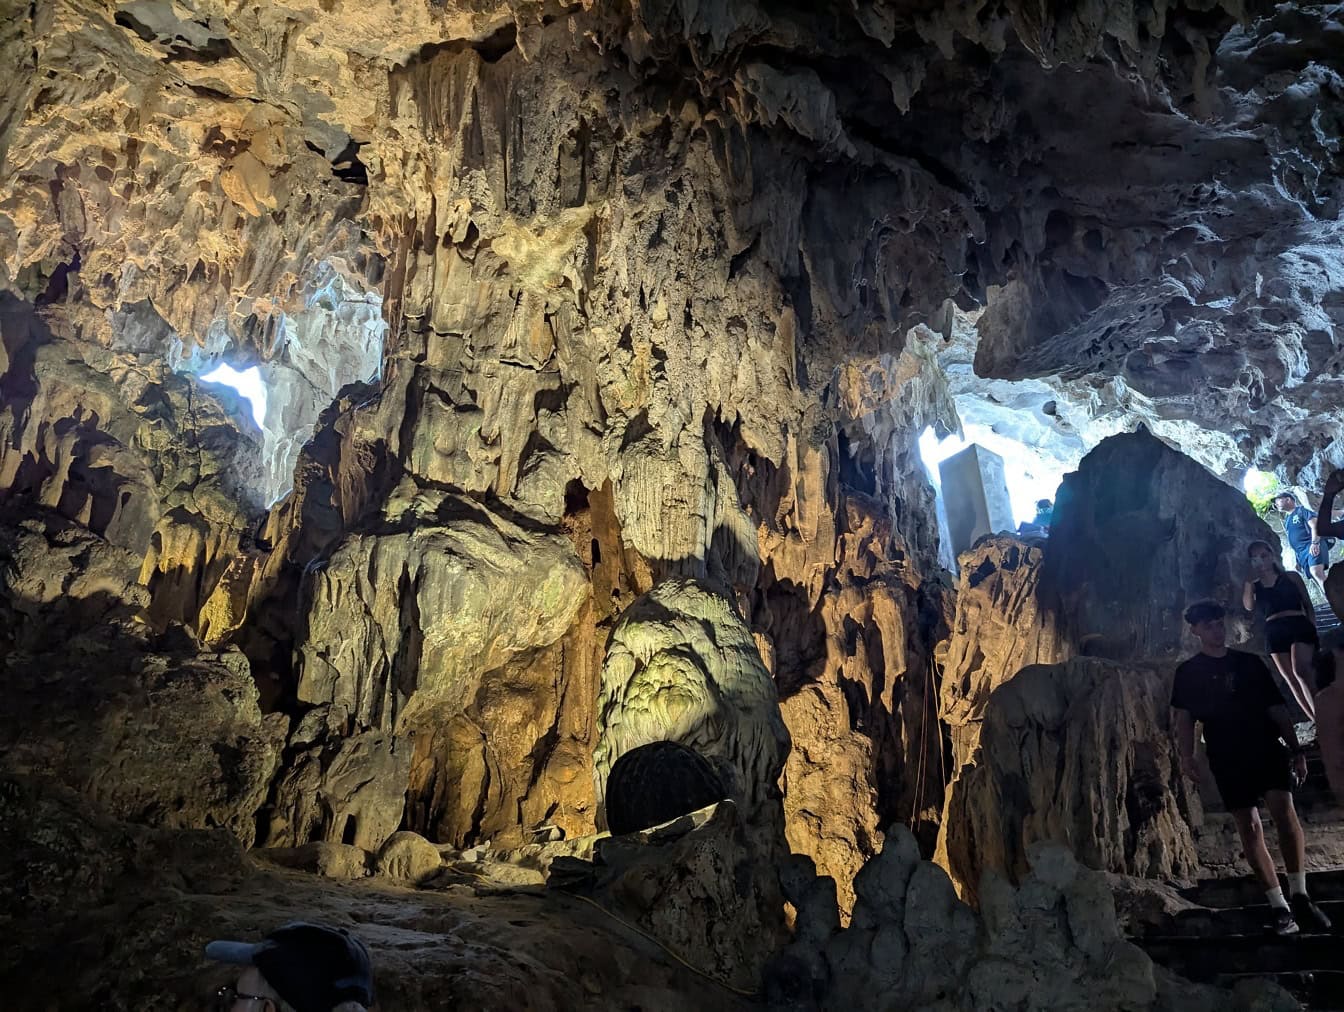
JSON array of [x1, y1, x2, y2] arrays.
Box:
[[1324, 469, 1344, 497]]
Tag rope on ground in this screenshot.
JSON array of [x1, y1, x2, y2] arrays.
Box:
[[562, 890, 763, 999]]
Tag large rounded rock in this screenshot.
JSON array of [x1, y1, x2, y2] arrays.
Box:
[[1040, 426, 1275, 662], [593, 578, 790, 829], [604, 740, 727, 836], [375, 831, 443, 884]]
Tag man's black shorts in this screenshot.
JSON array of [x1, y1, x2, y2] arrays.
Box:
[[1266, 614, 1319, 654], [1209, 744, 1293, 810]]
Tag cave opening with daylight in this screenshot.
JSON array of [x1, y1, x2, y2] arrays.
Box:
[[199, 362, 268, 429]]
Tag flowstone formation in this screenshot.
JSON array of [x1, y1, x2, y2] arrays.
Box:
[[594, 579, 791, 829]]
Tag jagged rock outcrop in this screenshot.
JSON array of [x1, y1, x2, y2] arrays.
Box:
[[296, 480, 590, 729], [0, 508, 286, 849], [569, 800, 789, 993], [1041, 427, 1275, 661], [938, 536, 1070, 770], [264, 706, 409, 853], [934, 433, 1268, 899], [937, 658, 1201, 904], [3, 0, 1343, 1003], [771, 825, 1291, 1012]]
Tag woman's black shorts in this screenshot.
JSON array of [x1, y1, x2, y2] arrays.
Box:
[[1209, 744, 1293, 811], [1266, 614, 1319, 654]]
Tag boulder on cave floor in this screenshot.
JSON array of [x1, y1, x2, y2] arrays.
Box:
[[1040, 426, 1277, 663], [375, 831, 444, 884], [253, 841, 372, 880]]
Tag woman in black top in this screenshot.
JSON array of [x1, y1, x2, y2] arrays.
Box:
[[1243, 539, 1319, 720]]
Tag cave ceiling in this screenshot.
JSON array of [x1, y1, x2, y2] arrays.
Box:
[[1, 0, 1342, 485]]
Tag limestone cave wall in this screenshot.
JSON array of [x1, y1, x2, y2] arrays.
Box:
[[2, 0, 1343, 930]]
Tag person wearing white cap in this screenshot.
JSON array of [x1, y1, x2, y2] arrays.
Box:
[[206, 921, 374, 1012]]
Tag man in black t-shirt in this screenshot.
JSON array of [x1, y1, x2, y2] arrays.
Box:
[[1171, 600, 1331, 934]]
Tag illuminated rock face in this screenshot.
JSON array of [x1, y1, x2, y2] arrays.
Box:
[[594, 578, 791, 841], [0, 3, 1343, 1000]]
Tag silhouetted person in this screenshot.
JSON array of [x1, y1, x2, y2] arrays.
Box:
[[1243, 539, 1317, 721], [1171, 601, 1330, 934], [1016, 498, 1054, 539], [1314, 629, 1344, 803], [207, 922, 374, 1012], [1315, 469, 1344, 624], [1275, 490, 1329, 594], [1032, 498, 1053, 527]]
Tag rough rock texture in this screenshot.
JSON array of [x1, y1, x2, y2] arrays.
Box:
[[0, 509, 286, 849], [375, 831, 444, 885], [4, 0, 1344, 998], [770, 825, 1292, 1012], [938, 536, 1070, 770], [578, 800, 789, 994], [0, 777, 761, 1011], [594, 579, 790, 831], [933, 433, 1269, 900], [938, 659, 1202, 905], [296, 480, 590, 730], [1040, 428, 1275, 662], [264, 704, 409, 853]]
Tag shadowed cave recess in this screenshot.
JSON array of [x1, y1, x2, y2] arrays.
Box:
[[2, 0, 1344, 1008]]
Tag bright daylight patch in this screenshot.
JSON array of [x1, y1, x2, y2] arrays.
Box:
[[918, 424, 1068, 526], [199, 363, 267, 428]]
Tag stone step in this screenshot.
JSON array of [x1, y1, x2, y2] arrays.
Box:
[[1215, 971, 1344, 1010], [1141, 934, 1342, 981], [1181, 869, 1344, 909], [1135, 900, 1344, 939]]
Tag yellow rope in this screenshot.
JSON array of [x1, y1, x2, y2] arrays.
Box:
[[560, 890, 763, 999]]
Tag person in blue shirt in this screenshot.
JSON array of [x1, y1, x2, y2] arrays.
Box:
[[1274, 490, 1329, 594]]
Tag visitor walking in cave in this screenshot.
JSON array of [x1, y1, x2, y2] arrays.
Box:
[[1275, 490, 1331, 595], [207, 921, 375, 1011], [1243, 540, 1318, 721], [1314, 469, 1344, 625], [1171, 601, 1332, 935]]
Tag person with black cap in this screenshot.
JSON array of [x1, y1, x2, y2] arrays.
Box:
[[1171, 600, 1331, 935], [207, 921, 375, 1012]]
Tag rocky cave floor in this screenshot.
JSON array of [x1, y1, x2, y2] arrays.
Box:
[[10, 754, 1344, 1012]]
